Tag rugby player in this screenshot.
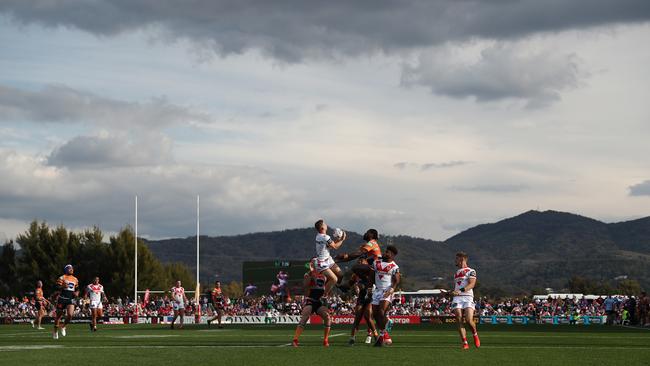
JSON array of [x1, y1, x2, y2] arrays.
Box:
[[336, 229, 382, 264], [292, 259, 331, 347], [314, 219, 346, 296], [170, 280, 189, 330], [52, 264, 79, 339], [30, 280, 47, 330], [84, 277, 107, 332], [207, 281, 226, 328], [347, 257, 379, 345], [371, 246, 400, 347], [450, 252, 480, 349]]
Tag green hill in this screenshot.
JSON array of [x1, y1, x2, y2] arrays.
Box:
[[145, 210, 650, 295]]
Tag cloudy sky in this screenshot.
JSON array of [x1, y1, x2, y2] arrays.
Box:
[[1, 1, 649, 242]]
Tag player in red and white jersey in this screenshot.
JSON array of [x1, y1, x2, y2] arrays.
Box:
[[207, 281, 227, 328], [170, 280, 189, 329], [370, 245, 400, 347], [84, 277, 107, 332], [450, 252, 480, 349], [314, 219, 346, 296]]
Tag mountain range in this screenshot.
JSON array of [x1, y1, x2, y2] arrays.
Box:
[[145, 210, 650, 294]]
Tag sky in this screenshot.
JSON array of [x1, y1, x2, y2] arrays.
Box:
[[0, 1, 649, 242]]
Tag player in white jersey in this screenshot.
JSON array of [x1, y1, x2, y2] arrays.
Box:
[[170, 280, 189, 329], [450, 252, 480, 349], [371, 245, 400, 347], [84, 277, 107, 332], [314, 219, 346, 296]]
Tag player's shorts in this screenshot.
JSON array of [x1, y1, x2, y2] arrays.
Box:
[[451, 296, 475, 310], [305, 299, 325, 313], [35, 301, 42, 311], [56, 297, 74, 309], [90, 300, 103, 310], [356, 288, 372, 306], [314, 257, 335, 272], [371, 288, 393, 306], [173, 301, 185, 311]]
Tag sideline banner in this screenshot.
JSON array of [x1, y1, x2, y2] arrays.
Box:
[[309, 315, 421, 325], [479, 315, 606, 325]]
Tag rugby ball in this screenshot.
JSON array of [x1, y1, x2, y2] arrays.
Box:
[[333, 227, 344, 240]]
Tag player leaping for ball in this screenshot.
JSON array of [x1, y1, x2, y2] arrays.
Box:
[[346, 257, 379, 345], [335, 229, 383, 345], [52, 264, 79, 340], [292, 259, 331, 347], [450, 252, 480, 349], [85, 277, 107, 332], [314, 219, 346, 296]]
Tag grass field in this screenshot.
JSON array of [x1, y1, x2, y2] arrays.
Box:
[[1, 323, 649, 365]]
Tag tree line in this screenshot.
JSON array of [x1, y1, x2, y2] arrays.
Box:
[[0, 221, 195, 299]]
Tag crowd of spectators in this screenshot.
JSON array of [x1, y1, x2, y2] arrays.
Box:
[[1, 292, 648, 326]]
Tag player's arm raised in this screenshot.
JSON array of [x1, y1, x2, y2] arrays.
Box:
[[335, 248, 364, 262], [327, 231, 346, 250]]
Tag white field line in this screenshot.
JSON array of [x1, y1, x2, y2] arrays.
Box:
[[3, 333, 650, 340], [0, 344, 649, 350], [621, 325, 650, 331]]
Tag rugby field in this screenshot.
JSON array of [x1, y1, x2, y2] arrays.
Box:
[[1, 323, 649, 365]]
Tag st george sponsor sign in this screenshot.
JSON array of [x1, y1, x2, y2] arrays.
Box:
[[309, 315, 420, 325]]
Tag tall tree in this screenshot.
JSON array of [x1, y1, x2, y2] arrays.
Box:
[[0, 241, 18, 296]]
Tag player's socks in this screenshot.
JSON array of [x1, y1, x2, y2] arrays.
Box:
[[473, 333, 480, 348], [293, 326, 304, 341], [462, 336, 469, 349], [323, 326, 331, 342], [374, 331, 385, 347], [53, 330, 58, 340], [383, 331, 392, 345], [292, 339, 299, 347], [30, 320, 35, 328], [61, 327, 66, 337], [386, 318, 393, 332]]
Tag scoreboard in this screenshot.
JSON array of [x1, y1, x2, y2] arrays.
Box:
[[242, 260, 310, 296]]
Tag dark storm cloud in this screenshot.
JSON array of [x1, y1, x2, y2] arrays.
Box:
[[629, 180, 650, 196], [1, 1, 649, 62], [0, 84, 209, 128]]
